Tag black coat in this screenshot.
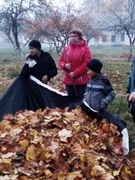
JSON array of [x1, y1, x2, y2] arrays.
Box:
[[20, 50, 57, 82]]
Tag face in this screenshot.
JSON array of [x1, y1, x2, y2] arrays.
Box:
[[29, 47, 40, 56], [70, 33, 81, 44], [87, 68, 98, 78]]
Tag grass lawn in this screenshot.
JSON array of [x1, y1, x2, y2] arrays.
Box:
[[0, 45, 135, 149]]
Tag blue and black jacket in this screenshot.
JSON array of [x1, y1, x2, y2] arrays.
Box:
[[84, 72, 115, 111]]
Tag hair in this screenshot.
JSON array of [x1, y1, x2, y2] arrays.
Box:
[[70, 28, 83, 39], [28, 39, 41, 50]]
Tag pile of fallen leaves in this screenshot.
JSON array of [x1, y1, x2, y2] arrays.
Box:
[[0, 107, 135, 180]]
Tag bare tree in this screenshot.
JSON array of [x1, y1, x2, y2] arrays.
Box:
[[26, 0, 101, 55], [0, 0, 35, 58], [103, 0, 135, 61], [26, 1, 78, 55], [82, 0, 105, 12], [74, 10, 103, 45]]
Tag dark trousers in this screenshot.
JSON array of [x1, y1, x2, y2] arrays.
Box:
[[131, 110, 135, 123], [66, 84, 86, 99], [131, 102, 135, 123]]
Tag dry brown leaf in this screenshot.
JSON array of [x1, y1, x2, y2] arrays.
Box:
[[0, 107, 134, 179], [26, 145, 37, 161], [66, 171, 82, 180], [19, 139, 29, 149], [91, 165, 106, 176], [58, 128, 72, 142]]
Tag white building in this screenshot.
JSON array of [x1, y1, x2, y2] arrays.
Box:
[[89, 31, 130, 46], [83, 0, 134, 46]]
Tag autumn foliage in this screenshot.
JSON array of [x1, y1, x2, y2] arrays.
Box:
[[0, 106, 135, 180]]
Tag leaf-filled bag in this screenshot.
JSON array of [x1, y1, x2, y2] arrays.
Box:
[[0, 75, 95, 121], [98, 109, 129, 155]]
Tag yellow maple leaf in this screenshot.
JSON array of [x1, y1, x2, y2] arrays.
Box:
[[102, 173, 115, 180], [108, 137, 114, 147], [0, 120, 10, 129], [113, 169, 121, 176], [19, 139, 29, 149], [26, 145, 37, 161], [2, 158, 12, 164], [102, 123, 110, 132], [66, 171, 82, 180], [72, 122, 81, 131], [57, 171, 67, 180], [44, 169, 53, 178], [91, 165, 106, 176], [30, 135, 43, 144], [124, 167, 133, 177]]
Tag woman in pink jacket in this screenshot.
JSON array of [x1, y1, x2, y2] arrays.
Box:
[[59, 29, 92, 99]]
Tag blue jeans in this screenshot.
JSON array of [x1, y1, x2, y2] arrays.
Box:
[[66, 84, 86, 99]]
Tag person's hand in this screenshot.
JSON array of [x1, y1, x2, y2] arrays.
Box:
[[126, 93, 130, 101], [42, 75, 48, 83], [100, 102, 106, 109], [100, 104, 105, 109], [27, 58, 32, 61], [65, 63, 71, 70], [69, 72, 75, 78], [129, 92, 135, 102]]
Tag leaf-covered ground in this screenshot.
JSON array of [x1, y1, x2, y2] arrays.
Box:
[[0, 57, 135, 179], [0, 107, 135, 180]]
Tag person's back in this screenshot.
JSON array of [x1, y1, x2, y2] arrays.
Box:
[[84, 59, 115, 112]]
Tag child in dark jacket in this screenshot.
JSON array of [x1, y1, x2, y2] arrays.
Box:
[[84, 59, 115, 112], [83, 59, 129, 155]]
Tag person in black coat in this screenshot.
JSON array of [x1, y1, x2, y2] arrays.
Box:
[[20, 39, 57, 83], [0, 39, 58, 120]]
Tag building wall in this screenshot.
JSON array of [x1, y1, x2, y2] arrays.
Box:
[[89, 31, 131, 46]]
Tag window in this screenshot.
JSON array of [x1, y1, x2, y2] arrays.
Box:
[[121, 33, 125, 41], [102, 35, 107, 42], [111, 35, 116, 42]]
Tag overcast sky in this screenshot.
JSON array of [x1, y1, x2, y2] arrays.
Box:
[[52, 0, 81, 8], [0, 0, 81, 8]]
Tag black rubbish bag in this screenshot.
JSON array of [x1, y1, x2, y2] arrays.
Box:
[[0, 75, 99, 121], [0, 76, 28, 120], [0, 75, 92, 121], [67, 99, 98, 120], [97, 109, 129, 155], [97, 108, 127, 132]]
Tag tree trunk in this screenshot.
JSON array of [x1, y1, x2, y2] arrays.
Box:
[[16, 48, 24, 60], [128, 45, 133, 61]]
